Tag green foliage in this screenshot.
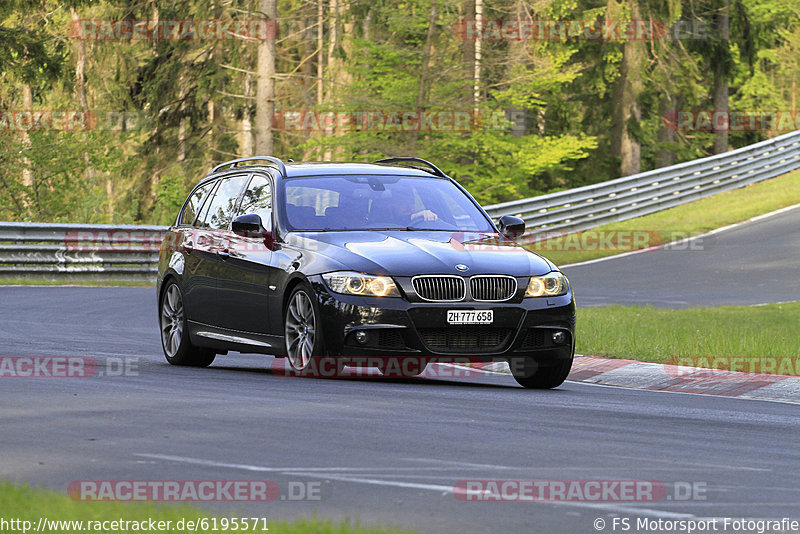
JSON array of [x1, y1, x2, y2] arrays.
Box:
[[0, 129, 126, 223], [577, 302, 800, 365], [0, 0, 798, 223], [154, 167, 189, 226]]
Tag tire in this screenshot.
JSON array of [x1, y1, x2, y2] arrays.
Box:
[[159, 281, 216, 367], [509, 356, 573, 389], [284, 283, 341, 377]]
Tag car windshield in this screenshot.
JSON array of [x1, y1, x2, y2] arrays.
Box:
[[281, 175, 495, 232]]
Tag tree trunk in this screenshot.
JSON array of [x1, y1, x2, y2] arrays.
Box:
[[609, 0, 644, 176], [301, 9, 314, 108], [71, 7, 110, 218], [712, 0, 730, 154], [323, 0, 348, 160], [507, 0, 528, 137], [149, 5, 160, 201], [325, 0, 342, 106], [316, 0, 324, 106], [208, 46, 224, 160], [460, 0, 475, 109], [656, 94, 676, 167], [206, 0, 224, 161], [322, 0, 338, 161], [21, 85, 33, 212], [178, 80, 187, 163], [72, 8, 88, 111], [411, 1, 438, 146], [473, 0, 482, 113], [255, 0, 277, 155], [241, 73, 254, 157]]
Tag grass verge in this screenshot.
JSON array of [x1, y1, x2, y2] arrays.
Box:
[[0, 279, 153, 287], [529, 169, 800, 266], [0, 482, 414, 534], [576, 302, 800, 375]]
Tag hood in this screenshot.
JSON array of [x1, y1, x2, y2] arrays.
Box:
[[288, 230, 553, 277]]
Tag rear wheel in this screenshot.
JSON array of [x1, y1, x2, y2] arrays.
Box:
[[510, 356, 573, 389], [284, 284, 342, 377], [160, 282, 216, 367]]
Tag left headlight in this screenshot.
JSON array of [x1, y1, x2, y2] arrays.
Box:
[[525, 272, 569, 297], [322, 271, 401, 297]]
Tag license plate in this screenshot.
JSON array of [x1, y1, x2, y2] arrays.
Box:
[[447, 310, 493, 325]]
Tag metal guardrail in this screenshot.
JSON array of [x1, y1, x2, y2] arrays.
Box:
[[483, 130, 800, 240], [2, 130, 799, 282], [0, 222, 166, 283]]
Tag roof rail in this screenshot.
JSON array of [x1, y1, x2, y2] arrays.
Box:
[[373, 157, 446, 178], [209, 156, 287, 177]]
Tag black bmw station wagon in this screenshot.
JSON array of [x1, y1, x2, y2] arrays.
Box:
[[157, 157, 576, 388]]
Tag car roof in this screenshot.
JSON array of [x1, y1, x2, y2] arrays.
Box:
[[284, 162, 438, 178], [209, 161, 442, 178], [193, 160, 447, 191]]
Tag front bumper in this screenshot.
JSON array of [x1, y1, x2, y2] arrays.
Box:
[[309, 276, 576, 365]]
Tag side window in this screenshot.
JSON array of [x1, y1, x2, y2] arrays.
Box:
[[195, 180, 220, 228], [196, 174, 250, 230], [419, 181, 485, 231], [238, 175, 273, 228], [179, 181, 215, 226]]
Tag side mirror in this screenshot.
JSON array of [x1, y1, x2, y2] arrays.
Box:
[[497, 215, 525, 239], [232, 213, 266, 236], [232, 213, 276, 250]]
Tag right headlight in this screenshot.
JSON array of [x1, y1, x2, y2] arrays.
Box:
[[321, 271, 400, 297], [525, 272, 569, 297]]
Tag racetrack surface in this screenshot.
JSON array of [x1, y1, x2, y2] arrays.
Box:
[[1, 287, 799, 533], [562, 204, 800, 308]]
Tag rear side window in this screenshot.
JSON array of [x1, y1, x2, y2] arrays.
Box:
[[196, 174, 251, 230], [179, 181, 215, 226]]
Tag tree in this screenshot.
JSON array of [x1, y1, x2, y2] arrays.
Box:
[[255, 0, 277, 155]]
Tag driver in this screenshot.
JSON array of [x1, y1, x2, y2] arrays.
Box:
[[391, 189, 438, 223]]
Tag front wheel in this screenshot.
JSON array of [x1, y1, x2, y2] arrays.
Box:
[[509, 356, 573, 389], [160, 281, 216, 367], [284, 284, 341, 377]]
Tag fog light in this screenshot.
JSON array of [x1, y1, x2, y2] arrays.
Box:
[[355, 331, 368, 344], [551, 331, 566, 345]]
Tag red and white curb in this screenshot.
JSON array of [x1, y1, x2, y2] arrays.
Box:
[[472, 356, 800, 403]]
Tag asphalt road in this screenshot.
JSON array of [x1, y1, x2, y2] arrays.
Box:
[[1, 287, 799, 533], [562, 204, 800, 308]]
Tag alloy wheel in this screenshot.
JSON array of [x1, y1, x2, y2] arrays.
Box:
[[160, 284, 184, 358], [285, 290, 316, 370]]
